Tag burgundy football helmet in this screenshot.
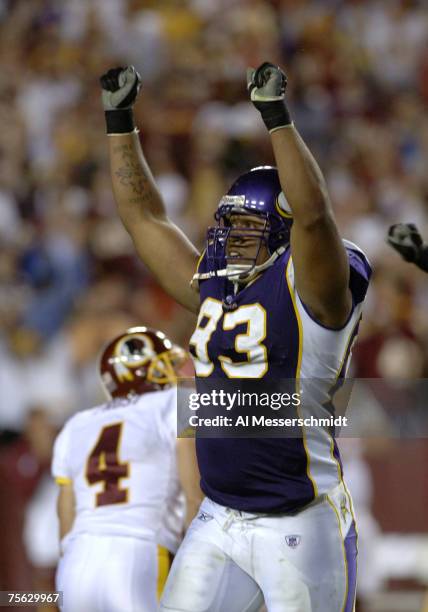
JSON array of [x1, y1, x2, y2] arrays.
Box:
[[99, 326, 187, 399]]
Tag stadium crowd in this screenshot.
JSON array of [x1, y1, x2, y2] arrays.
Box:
[[1, 0, 428, 606]]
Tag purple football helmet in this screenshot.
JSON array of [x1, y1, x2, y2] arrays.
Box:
[[206, 166, 293, 279]]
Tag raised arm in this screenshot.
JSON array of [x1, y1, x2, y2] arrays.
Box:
[[101, 67, 200, 313], [248, 63, 352, 328]]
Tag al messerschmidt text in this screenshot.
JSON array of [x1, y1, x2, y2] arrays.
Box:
[[189, 415, 349, 428]]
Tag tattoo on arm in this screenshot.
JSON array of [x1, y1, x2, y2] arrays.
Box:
[[114, 146, 151, 198], [112, 144, 131, 154], [115, 163, 148, 195]]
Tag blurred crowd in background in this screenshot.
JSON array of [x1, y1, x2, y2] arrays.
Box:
[[1, 0, 428, 609]]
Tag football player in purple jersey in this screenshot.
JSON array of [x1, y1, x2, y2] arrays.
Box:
[[101, 63, 371, 611]]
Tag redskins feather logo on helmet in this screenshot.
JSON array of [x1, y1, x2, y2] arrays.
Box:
[[99, 326, 187, 399]]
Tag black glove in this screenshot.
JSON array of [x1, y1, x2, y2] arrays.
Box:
[[247, 62, 292, 133], [100, 66, 141, 134], [387, 223, 423, 263]]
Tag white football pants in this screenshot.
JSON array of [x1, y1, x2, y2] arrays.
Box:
[[160, 482, 357, 612], [57, 533, 158, 612]]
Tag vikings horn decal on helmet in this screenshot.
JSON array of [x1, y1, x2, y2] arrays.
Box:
[[201, 166, 293, 282], [99, 326, 187, 399]]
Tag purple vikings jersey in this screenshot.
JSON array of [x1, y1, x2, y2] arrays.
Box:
[[189, 242, 371, 513]]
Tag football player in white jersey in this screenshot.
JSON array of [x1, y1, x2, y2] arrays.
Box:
[[100, 63, 372, 611], [52, 327, 202, 612]]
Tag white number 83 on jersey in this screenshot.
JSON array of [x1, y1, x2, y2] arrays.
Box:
[[189, 298, 268, 378]]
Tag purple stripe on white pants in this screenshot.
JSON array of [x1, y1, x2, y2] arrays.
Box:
[[344, 521, 358, 612]]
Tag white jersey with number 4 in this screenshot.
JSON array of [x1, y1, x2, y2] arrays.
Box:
[[51, 387, 184, 552]]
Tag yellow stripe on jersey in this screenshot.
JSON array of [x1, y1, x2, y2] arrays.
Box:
[[55, 476, 72, 485], [325, 315, 363, 490], [157, 546, 172, 600], [195, 249, 206, 274], [285, 257, 318, 497]]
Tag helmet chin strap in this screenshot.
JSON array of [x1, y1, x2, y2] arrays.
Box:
[[230, 245, 286, 283], [191, 245, 286, 286]]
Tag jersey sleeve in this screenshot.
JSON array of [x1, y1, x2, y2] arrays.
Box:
[[345, 243, 372, 304], [51, 421, 73, 485]]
